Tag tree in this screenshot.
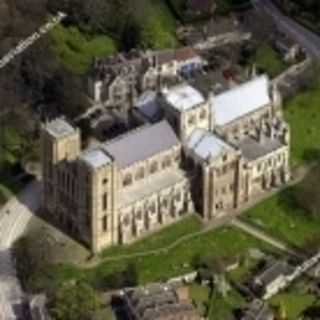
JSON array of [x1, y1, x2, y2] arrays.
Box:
[[295, 166, 320, 219], [123, 262, 138, 287], [13, 229, 56, 293], [49, 282, 102, 320], [140, 12, 176, 49], [102, 263, 138, 290]]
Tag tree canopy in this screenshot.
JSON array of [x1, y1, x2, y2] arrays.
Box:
[[49, 282, 102, 320], [295, 166, 320, 219]]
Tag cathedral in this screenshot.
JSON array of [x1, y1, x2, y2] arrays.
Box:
[[41, 75, 290, 253]]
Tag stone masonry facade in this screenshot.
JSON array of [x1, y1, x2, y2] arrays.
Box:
[[41, 74, 290, 253]]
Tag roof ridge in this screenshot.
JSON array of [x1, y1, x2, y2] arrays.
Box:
[[216, 74, 269, 98], [103, 122, 155, 146]]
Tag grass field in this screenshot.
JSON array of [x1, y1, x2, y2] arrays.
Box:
[[271, 291, 315, 320], [251, 44, 287, 78], [284, 83, 320, 167], [189, 283, 211, 316], [244, 182, 320, 249], [37, 217, 275, 292], [208, 288, 246, 319], [51, 25, 117, 74], [100, 215, 202, 258], [189, 283, 246, 319], [89, 224, 274, 286]]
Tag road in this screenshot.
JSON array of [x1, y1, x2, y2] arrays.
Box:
[[0, 181, 41, 320], [253, 0, 320, 58]]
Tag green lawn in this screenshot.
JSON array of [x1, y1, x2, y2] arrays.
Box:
[[284, 84, 320, 167], [89, 225, 274, 286], [271, 291, 315, 320], [100, 215, 202, 258], [189, 283, 211, 316], [189, 283, 210, 303], [251, 44, 287, 78], [228, 257, 260, 283], [51, 25, 117, 74], [208, 288, 246, 319], [244, 184, 320, 249], [189, 283, 246, 319], [37, 220, 274, 292]]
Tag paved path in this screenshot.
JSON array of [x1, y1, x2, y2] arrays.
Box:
[[253, 0, 320, 58], [0, 181, 41, 320], [230, 218, 301, 257]]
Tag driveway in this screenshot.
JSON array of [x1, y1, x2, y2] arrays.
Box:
[[0, 181, 41, 320]]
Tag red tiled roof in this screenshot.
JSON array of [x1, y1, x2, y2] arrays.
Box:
[[175, 47, 198, 62], [156, 47, 199, 65]]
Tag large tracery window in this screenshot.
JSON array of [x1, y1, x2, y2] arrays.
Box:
[[123, 215, 130, 227], [123, 174, 133, 187], [150, 161, 158, 174], [135, 167, 145, 180], [200, 109, 207, 120]]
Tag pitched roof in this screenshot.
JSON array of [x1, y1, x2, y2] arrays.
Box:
[[187, 128, 234, 160], [238, 136, 284, 161], [135, 91, 163, 122], [175, 47, 199, 62], [124, 284, 199, 320], [213, 75, 271, 126], [103, 120, 179, 168], [163, 84, 205, 112], [80, 149, 112, 169], [254, 261, 292, 287], [156, 47, 199, 65]]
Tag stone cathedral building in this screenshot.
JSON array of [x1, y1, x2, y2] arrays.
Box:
[[41, 75, 290, 253]]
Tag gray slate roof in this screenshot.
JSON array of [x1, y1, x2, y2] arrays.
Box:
[[80, 149, 112, 169], [214, 75, 271, 126], [135, 91, 163, 122], [124, 284, 199, 320], [187, 128, 234, 161], [238, 136, 284, 161], [103, 120, 179, 168], [254, 261, 293, 287]]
